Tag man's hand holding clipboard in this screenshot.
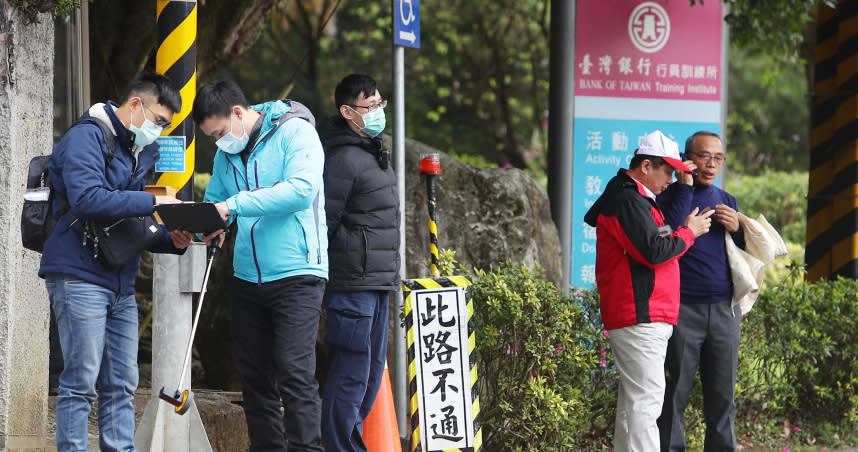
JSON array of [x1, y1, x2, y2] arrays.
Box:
[[154, 202, 228, 247]]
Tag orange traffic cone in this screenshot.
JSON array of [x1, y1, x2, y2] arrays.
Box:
[[362, 361, 402, 452]]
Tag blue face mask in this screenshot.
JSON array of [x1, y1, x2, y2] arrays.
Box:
[[350, 107, 386, 138], [129, 102, 164, 146], [215, 114, 249, 154]]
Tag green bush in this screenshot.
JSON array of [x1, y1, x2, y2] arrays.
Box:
[[738, 270, 858, 431], [469, 262, 609, 450], [725, 171, 807, 245], [440, 249, 858, 449], [573, 287, 618, 450]]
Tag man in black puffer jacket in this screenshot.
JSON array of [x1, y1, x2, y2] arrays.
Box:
[[317, 73, 401, 452]]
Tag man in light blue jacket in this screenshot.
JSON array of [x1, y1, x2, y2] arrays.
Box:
[[194, 80, 328, 452]]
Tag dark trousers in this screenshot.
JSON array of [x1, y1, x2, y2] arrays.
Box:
[[321, 291, 389, 452], [658, 301, 742, 452], [232, 275, 326, 452]]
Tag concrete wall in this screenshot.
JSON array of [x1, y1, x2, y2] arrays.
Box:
[[0, 3, 54, 450]]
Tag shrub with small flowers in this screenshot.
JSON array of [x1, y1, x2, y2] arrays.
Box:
[[468, 261, 608, 451], [573, 286, 619, 447]]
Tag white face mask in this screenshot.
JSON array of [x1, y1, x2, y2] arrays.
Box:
[[129, 102, 163, 146], [215, 113, 249, 154]]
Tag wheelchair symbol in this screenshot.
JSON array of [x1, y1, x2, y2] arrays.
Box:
[[400, 0, 416, 26]]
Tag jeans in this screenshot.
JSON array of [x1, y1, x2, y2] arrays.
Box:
[[47, 274, 139, 452], [232, 275, 326, 452], [321, 291, 389, 452]]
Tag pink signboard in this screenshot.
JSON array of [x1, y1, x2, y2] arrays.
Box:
[[575, 0, 722, 101]]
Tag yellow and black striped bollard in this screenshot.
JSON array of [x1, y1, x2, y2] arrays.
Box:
[[420, 153, 443, 277], [807, 0, 858, 281], [155, 0, 197, 201]]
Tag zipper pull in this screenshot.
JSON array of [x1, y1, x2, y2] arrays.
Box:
[[82, 227, 90, 247], [93, 235, 99, 259], [307, 251, 311, 263]]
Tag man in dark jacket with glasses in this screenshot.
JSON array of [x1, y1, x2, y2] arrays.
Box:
[[317, 73, 400, 452], [657, 131, 746, 452]]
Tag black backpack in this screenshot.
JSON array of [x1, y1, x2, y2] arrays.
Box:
[[21, 117, 116, 252]]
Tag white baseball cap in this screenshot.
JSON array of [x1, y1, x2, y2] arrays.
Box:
[[635, 130, 692, 174]]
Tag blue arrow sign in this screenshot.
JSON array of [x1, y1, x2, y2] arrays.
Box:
[[394, 0, 420, 48]]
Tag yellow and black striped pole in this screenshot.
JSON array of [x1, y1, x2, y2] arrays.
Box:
[[136, 2, 205, 448], [156, 0, 197, 201], [420, 153, 443, 277], [806, 0, 858, 281]]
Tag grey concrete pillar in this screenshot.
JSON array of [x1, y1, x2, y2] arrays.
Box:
[[136, 244, 211, 452], [153, 253, 193, 446], [0, 5, 54, 450]]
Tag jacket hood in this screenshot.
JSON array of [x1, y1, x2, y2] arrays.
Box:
[[253, 99, 316, 133], [84, 101, 138, 152], [317, 115, 384, 154], [87, 103, 117, 135]]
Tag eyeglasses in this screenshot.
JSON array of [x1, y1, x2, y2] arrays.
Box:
[[141, 101, 172, 130], [690, 151, 726, 164], [348, 99, 387, 113]]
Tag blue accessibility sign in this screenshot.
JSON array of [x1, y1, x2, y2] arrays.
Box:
[[394, 0, 420, 48], [155, 136, 186, 173]]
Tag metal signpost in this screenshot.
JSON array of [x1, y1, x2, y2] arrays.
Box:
[[569, 0, 726, 289], [392, 0, 420, 441]]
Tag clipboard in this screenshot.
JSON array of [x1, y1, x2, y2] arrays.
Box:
[[154, 202, 227, 234]]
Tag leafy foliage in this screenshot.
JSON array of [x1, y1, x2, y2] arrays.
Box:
[[725, 171, 807, 244], [693, 0, 836, 61], [737, 269, 858, 446], [406, 0, 550, 169], [726, 44, 810, 174], [8, 0, 81, 22], [86, 0, 281, 106], [461, 251, 858, 449], [422, 248, 462, 278], [228, 0, 550, 172], [470, 262, 601, 450]]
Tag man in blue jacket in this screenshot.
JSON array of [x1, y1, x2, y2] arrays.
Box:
[[194, 80, 328, 452], [318, 74, 400, 452], [39, 72, 193, 451], [657, 131, 746, 452]]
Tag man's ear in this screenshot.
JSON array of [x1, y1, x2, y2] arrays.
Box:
[[340, 104, 356, 121]]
